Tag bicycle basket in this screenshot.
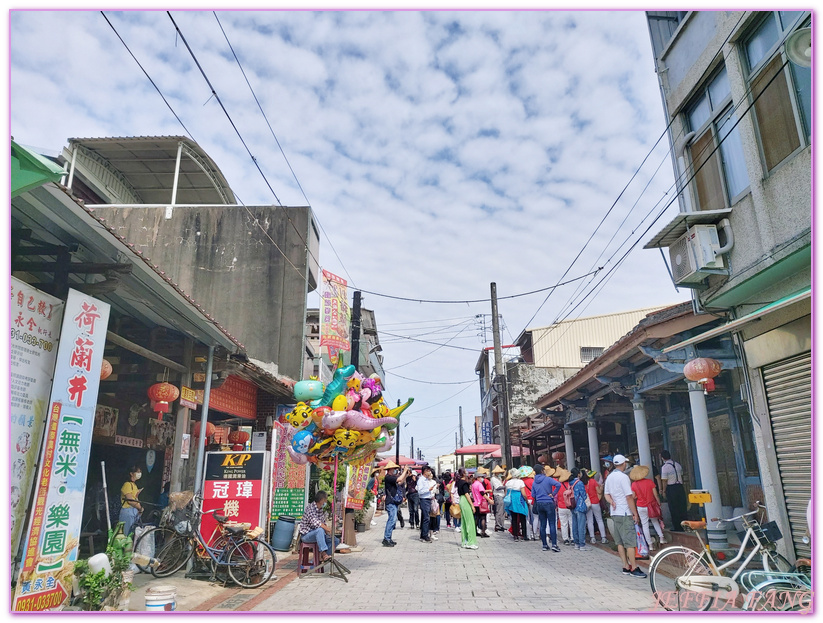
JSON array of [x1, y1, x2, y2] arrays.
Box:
[[738, 520, 782, 544]]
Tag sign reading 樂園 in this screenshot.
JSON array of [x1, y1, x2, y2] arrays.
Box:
[[13, 290, 110, 611]]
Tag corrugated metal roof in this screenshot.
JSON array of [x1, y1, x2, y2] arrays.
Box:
[[64, 136, 236, 205]]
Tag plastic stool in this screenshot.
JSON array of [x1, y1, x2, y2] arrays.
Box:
[[298, 540, 325, 575]]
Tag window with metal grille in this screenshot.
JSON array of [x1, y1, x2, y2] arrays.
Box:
[[580, 347, 604, 364]]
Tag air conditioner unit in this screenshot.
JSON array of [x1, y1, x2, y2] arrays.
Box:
[[668, 224, 725, 284]]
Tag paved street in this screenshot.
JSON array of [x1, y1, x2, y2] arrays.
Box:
[[251, 513, 658, 612]]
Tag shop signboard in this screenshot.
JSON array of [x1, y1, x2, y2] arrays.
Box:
[[194, 375, 257, 420], [179, 385, 197, 409], [345, 464, 372, 510], [319, 269, 350, 365], [481, 421, 493, 444], [202, 451, 267, 546], [270, 405, 308, 519], [13, 290, 110, 611], [10, 278, 65, 565]]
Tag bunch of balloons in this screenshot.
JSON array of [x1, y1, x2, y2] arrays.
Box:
[[282, 365, 413, 471]]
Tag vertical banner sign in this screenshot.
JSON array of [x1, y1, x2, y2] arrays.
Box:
[[10, 278, 65, 566], [345, 464, 372, 510], [13, 290, 110, 612], [270, 405, 308, 519], [319, 269, 350, 366], [201, 452, 266, 546]]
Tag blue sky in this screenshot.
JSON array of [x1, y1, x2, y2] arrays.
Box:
[[9, 9, 690, 459]]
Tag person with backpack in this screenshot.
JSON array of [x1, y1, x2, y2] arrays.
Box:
[[584, 469, 608, 544], [442, 472, 453, 528], [531, 464, 561, 552], [416, 464, 438, 543], [504, 468, 529, 541], [569, 468, 591, 551], [381, 462, 410, 547], [554, 467, 573, 545], [630, 465, 666, 551], [449, 472, 462, 533]]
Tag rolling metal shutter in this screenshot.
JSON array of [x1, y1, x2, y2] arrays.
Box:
[[762, 351, 811, 559]]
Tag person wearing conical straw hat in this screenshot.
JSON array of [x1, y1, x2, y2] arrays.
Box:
[[380, 461, 410, 547], [630, 465, 666, 552], [583, 469, 608, 545], [490, 465, 507, 532], [554, 467, 573, 545]]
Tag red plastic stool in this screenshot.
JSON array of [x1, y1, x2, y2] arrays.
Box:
[[298, 539, 325, 575]]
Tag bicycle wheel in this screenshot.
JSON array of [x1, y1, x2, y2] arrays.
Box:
[[648, 546, 716, 611], [743, 580, 812, 611], [226, 539, 276, 588], [133, 527, 177, 573], [761, 551, 793, 573], [151, 534, 194, 578], [207, 535, 232, 584]]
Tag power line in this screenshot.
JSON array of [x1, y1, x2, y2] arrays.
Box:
[[384, 371, 476, 385], [356, 269, 600, 305], [210, 11, 357, 288], [386, 323, 475, 370], [529, 56, 793, 357]]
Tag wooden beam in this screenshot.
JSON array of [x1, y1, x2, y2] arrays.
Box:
[[106, 331, 188, 374], [11, 261, 132, 274]]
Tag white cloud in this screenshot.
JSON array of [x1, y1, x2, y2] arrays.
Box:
[[10, 9, 687, 457]]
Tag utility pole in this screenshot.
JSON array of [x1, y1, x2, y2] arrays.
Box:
[[350, 291, 362, 369], [395, 399, 401, 465], [410, 437, 414, 461], [491, 282, 513, 470], [459, 406, 465, 468]]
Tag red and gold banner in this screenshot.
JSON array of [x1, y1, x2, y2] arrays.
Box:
[[319, 269, 350, 364], [194, 375, 257, 420]]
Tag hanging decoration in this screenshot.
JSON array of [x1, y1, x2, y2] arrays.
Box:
[[100, 359, 113, 380], [146, 449, 156, 473], [193, 420, 216, 440], [281, 364, 414, 471], [683, 357, 722, 393], [148, 381, 180, 419]]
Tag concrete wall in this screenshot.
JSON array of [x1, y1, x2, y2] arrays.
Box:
[[654, 10, 811, 308], [506, 362, 577, 423], [94, 205, 316, 380]]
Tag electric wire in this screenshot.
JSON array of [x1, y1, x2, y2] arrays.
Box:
[[514, 12, 747, 338], [384, 371, 477, 385], [380, 330, 486, 352], [384, 322, 474, 370], [530, 56, 793, 357]]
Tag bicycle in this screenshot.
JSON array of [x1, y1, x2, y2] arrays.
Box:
[[133, 492, 276, 588], [648, 503, 793, 611]]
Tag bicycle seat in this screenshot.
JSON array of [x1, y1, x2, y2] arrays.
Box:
[[224, 524, 246, 536], [681, 520, 706, 531], [212, 511, 227, 523]]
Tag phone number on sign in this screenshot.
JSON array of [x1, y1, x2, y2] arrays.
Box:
[[10, 329, 54, 351]]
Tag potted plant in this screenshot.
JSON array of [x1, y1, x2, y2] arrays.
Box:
[[72, 523, 135, 611]]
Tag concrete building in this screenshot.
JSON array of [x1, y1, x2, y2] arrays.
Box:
[[60, 136, 320, 383], [644, 11, 811, 561], [476, 306, 668, 464]]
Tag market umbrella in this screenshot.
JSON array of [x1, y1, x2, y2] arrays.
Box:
[[483, 446, 531, 459], [376, 455, 419, 467], [454, 443, 500, 455]]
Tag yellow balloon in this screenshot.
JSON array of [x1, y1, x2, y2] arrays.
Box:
[[331, 395, 348, 411]]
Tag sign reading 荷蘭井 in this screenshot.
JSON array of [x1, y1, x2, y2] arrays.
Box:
[[10, 278, 65, 571], [13, 290, 110, 612]]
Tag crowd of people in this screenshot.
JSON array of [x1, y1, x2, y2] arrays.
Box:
[[360, 449, 686, 579]]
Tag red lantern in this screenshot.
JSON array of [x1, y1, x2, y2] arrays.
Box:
[[148, 383, 180, 403], [683, 358, 722, 383], [193, 421, 216, 439], [228, 430, 250, 444], [231, 444, 244, 451], [100, 359, 113, 380]]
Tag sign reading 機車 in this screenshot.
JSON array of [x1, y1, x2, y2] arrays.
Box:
[[201, 451, 266, 546], [10, 278, 65, 570], [319, 269, 350, 366], [13, 290, 110, 612]]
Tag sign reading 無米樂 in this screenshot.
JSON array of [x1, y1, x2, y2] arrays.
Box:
[[13, 290, 110, 612], [319, 269, 350, 366], [10, 278, 65, 570]]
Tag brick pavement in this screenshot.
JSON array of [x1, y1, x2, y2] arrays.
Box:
[[251, 515, 660, 612]]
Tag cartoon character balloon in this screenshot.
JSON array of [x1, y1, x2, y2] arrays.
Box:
[[291, 430, 315, 454], [285, 402, 314, 430]]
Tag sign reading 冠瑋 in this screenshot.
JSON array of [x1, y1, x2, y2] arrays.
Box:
[[13, 290, 110, 612]]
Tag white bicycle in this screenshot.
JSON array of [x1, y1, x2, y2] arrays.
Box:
[[648, 504, 792, 611]]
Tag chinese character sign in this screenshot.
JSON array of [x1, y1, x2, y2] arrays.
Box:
[[10, 278, 65, 565], [270, 407, 308, 519], [13, 290, 110, 612], [201, 452, 266, 546], [319, 269, 350, 365], [481, 422, 493, 444], [345, 464, 372, 510]]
